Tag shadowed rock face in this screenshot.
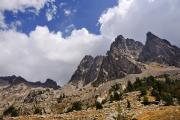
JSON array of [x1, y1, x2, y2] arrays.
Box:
[[95, 35, 142, 84], [0, 75, 60, 89], [69, 55, 104, 86], [139, 32, 180, 67], [109, 35, 144, 59], [69, 35, 143, 86]]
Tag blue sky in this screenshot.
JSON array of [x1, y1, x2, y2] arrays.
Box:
[[3, 0, 117, 37]]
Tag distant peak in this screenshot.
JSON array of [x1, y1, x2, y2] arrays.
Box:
[[146, 32, 159, 41], [116, 35, 124, 40], [83, 55, 94, 59]]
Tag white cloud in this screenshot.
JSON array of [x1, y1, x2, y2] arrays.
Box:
[[59, 2, 66, 8], [65, 24, 75, 34], [0, 26, 106, 85], [99, 0, 180, 46], [0, 0, 53, 28], [99, 0, 134, 25], [0, 0, 48, 13], [64, 9, 71, 16], [46, 0, 57, 21], [0, 12, 7, 29]]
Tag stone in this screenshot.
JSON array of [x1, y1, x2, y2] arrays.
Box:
[[139, 32, 180, 67]]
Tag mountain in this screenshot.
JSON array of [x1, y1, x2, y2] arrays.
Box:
[[69, 55, 104, 86], [139, 32, 180, 67], [1, 32, 180, 120], [69, 35, 143, 86], [0, 75, 60, 89]]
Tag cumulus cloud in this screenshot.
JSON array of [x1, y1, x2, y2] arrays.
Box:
[[0, 0, 48, 13], [0, 26, 106, 85], [0, 12, 6, 29], [99, 0, 180, 46], [0, 0, 53, 28]]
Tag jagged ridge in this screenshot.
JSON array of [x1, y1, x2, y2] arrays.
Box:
[[69, 35, 144, 86], [0, 75, 60, 89]]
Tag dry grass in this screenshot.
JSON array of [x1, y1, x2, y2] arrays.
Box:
[[136, 106, 180, 120]]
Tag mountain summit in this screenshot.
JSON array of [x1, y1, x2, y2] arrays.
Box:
[[69, 35, 144, 86], [0, 75, 60, 89], [69, 32, 180, 87], [139, 32, 180, 67]]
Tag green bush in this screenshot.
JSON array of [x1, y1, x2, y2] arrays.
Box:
[[151, 89, 161, 101], [110, 91, 122, 102], [71, 101, 82, 111], [163, 94, 173, 106], [34, 107, 42, 115], [127, 81, 134, 92], [95, 101, 103, 110], [143, 96, 149, 105], [3, 106, 19, 117], [127, 100, 131, 108], [125, 75, 180, 106], [140, 88, 147, 96]]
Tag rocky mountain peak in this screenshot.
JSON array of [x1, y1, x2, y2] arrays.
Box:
[[0, 75, 60, 89], [109, 35, 127, 54], [139, 32, 180, 67], [44, 79, 60, 89], [69, 34, 143, 86], [79, 55, 94, 67], [109, 35, 144, 59], [146, 32, 159, 41], [69, 55, 104, 86]]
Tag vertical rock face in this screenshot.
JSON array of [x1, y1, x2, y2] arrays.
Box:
[[69, 55, 104, 86], [69, 35, 143, 86], [139, 32, 180, 67], [84, 56, 105, 85], [109, 35, 144, 59], [69, 55, 94, 85], [95, 35, 143, 84]]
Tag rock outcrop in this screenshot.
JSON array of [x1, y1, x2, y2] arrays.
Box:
[[0, 75, 60, 89], [69, 35, 143, 86], [95, 35, 142, 85], [109, 35, 143, 59], [69, 55, 104, 86], [139, 32, 180, 67]]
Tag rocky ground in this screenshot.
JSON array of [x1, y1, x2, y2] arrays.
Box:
[[4, 91, 180, 120], [0, 63, 180, 120]]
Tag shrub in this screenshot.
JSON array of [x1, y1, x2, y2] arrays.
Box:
[[143, 96, 149, 105], [140, 88, 147, 96], [127, 100, 131, 108], [71, 101, 82, 111], [110, 91, 122, 102], [34, 107, 42, 115], [95, 101, 103, 110], [3, 106, 19, 117], [151, 89, 161, 101], [163, 94, 173, 106], [127, 81, 133, 92]]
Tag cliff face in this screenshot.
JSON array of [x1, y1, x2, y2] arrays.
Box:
[[139, 32, 180, 67], [69, 32, 180, 86], [69, 35, 143, 86], [109, 35, 144, 59], [69, 55, 104, 86]]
